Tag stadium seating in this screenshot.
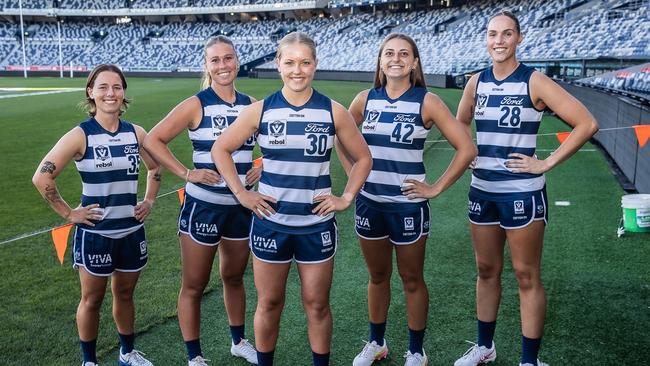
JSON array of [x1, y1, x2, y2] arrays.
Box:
[[579, 63, 650, 95], [0, 0, 647, 76]]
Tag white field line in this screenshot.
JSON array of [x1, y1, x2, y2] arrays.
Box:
[[0, 188, 182, 245], [0, 87, 83, 99]]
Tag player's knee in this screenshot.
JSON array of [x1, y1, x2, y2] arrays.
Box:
[[476, 261, 501, 281], [180, 280, 208, 299], [398, 271, 424, 293], [368, 268, 391, 285], [513, 267, 541, 291], [303, 297, 330, 320], [80, 293, 104, 311], [112, 286, 135, 303], [257, 295, 285, 313], [221, 272, 244, 288]]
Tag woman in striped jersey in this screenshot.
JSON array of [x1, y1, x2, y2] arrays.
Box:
[[339, 33, 477, 366], [212, 32, 372, 366], [453, 11, 598, 366], [32, 64, 161, 366], [144, 36, 260, 366]]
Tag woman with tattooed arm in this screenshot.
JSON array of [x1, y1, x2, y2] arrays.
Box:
[[32, 64, 161, 366]]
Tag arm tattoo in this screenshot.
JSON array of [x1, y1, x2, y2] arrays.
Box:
[[153, 173, 162, 182], [40, 161, 56, 174], [43, 184, 63, 205]]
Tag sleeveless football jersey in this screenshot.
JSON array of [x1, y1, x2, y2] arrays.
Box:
[[75, 118, 142, 238], [360, 86, 430, 205], [256, 89, 335, 229], [472, 63, 545, 200], [186, 87, 254, 205]]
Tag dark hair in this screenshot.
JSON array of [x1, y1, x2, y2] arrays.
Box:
[[83, 64, 129, 116], [201, 35, 239, 89], [489, 10, 521, 33], [373, 33, 426, 88]]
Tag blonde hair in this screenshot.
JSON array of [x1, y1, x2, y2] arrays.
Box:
[[373, 33, 426, 89], [275, 32, 317, 61], [200, 36, 239, 89], [82, 64, 129, 116]]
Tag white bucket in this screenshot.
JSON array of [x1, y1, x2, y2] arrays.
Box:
[[621, 194, 650, 233]]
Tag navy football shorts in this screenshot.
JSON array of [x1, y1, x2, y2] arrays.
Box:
[[249, 217, 337, 264], [468, 187, 548, 229], [355, 194, 430, 245], [72, 225, 147, 276], [178, 193, 252, 246]]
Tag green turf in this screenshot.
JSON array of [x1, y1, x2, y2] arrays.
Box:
[[0, 77, 648, 365]]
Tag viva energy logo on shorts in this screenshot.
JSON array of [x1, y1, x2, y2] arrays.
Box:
[[212, 115, 229, 137], [252, 235, 277, 252], [88, 253, 112, 267], [468, 200, 481, 214], [268, 120, 287, 145], [93, 145, 113, 169], [362, 109, 380, 132], [195, 222, 218, 236]]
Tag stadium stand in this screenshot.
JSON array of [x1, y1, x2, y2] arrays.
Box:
[[578, 63, 650, 96], [0, 0, 648, 76]]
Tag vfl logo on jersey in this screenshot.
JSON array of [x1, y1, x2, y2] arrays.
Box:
[[514, 200, 525, 214], [362, 110, 381, 132], [212, 115, 229, 137], [468, 200, 481, 214], [404, 217, 414, 231], [321, 231, 332, 246], [475, 93, 489, 117], [268, 120, 287, 145], [93, 145, 113, 169]]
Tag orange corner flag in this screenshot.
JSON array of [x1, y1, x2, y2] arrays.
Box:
[[556, 131, 571, 144], [253, 157, 263, 168], [51, 223, 73, 265], [178, 187, 185, 205], [633, 125, 650, 148]]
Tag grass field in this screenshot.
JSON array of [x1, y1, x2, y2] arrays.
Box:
[[0, 76, 648, 365]]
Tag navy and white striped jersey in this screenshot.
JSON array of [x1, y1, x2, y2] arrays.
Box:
[[75, 118, 142, 238], [257, 89, 335, 229], [472, 63, 545, 200], [187, 87, 254, 205], [360, 86, 430, 204]]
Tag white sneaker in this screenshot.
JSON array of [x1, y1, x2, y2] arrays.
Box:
[[352, 339, 389, 366], [519, 359, 548, 366], [231, 339, 258, 364], [119, 349, 153, 366], [403, 350, 428, 366], [188, 355, 209, 366], [83, 362, 98, 366], [453, 341, 496, 366]]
